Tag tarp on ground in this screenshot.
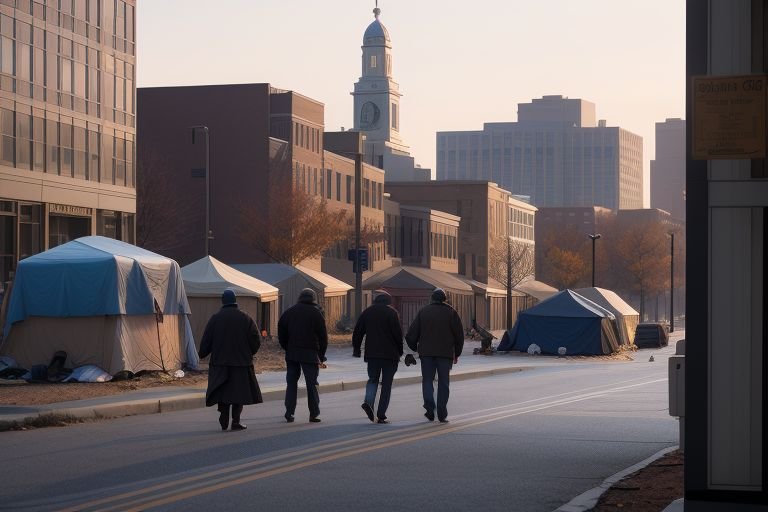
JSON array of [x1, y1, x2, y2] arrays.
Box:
[[575, 287, 640, 346], [497, 289, 621, 355], [1, 236, 197, 373], [182, 256, 279, 345]]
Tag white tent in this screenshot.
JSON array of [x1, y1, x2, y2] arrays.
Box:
[[1, 237, 198, 374], [575, 287, 640, 346], [514, 279, 558, 303], [182, 256, 280, 345], [233, 263, 352, 331]]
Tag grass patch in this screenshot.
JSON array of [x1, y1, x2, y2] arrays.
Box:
[[0, 412, 95, 432]]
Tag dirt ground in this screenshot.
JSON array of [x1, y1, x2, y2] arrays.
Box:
[[592, 449, 683, 511]]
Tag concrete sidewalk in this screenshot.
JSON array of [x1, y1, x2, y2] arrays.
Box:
[[0, 341, 538, 429]]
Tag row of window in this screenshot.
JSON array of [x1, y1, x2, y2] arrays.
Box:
[[0, 14, 135, 124], [0, 107, 134, 187], [1, 0, 136, 56], [293, 161, 384, 211], [293, 122, 321, 154], [0, 199, 134, 283]]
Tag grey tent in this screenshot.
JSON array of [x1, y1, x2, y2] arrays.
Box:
[[575, 287, 640, 346]]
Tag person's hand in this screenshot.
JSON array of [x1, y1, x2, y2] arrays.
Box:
[[319, 362, 327, 369], [453, 356, 459, 365], [353, 350, 361, 358]]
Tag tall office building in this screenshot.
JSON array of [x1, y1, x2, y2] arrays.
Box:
[[0, 0, 137, 285], [351, 5, 429, 181], [650, 118, 685, 220], [436, 95, 643, 210]]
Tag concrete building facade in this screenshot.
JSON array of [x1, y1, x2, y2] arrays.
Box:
[[0, 0, 137, 285], [137, 84, 385, 277], [650, 117, 686, 221], [436, 95, 643, 210]]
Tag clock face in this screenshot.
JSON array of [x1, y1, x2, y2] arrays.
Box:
[[360, 101, 381, 130]]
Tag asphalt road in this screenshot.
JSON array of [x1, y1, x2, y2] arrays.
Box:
[[0, 345, 679, 512]]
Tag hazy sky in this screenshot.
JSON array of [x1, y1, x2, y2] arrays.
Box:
[[137, 0, 686, 207]]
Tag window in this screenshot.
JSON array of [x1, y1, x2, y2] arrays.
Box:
[[391, 103, 398, 130], [370, 55, 377, 68], [88, 129, 99, 180], [73, 125, 87, 179], [346, 175, 352, 204], [336, 172, 341, 201], [0, 35, 14, 75], [0, 108, 14, 166], [59, 119, 73, 177], [46, 119, 59, 174], [16, 113, 32, 170], [326, 169, 332, 199], [33, 116, 44, 172]]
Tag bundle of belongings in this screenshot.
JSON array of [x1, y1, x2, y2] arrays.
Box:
[[0, 351, 113, 383]]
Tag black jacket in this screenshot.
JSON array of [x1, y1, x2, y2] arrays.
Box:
[[352, 295, 404, 362], [199, 305, 261, 366], [278, 298, 329, 363], [405, 301, 464, 359]]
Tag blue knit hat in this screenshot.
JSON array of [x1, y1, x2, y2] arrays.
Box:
[[222, 289, 237, 305]]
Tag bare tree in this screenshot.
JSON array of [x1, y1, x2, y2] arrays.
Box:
[[488, 237, 535, 289], [136, 153, 175, 249], [238, 180, 348, 265]]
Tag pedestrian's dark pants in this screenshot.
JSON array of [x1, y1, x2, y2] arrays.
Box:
[[364, 359, 398, 420], [285, 360, 320, 418], [217, 403, 243, 424], [420, 356, 452, 421]]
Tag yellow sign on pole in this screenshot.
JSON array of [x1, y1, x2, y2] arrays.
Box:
[[692, 75, 766, 159]]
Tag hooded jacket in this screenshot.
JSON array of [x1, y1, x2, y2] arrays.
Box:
[[278, 293, 329, 364], [352, 292, 404, 362], [405, 299, 464, 359]]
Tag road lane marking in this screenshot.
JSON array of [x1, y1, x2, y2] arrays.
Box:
[[58, 377, 667, 512]]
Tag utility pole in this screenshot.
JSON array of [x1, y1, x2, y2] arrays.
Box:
[[588, 233, 601, 288], [191, 126, 211, 256], [669, 231, 675, 332], [506, 236, 512, 330]]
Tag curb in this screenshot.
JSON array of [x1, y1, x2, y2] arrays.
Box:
[[0, 366, 525, 430], [553, 445, 679, 512]]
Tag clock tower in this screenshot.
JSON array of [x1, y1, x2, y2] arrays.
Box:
[[352, 4, 410, 168]]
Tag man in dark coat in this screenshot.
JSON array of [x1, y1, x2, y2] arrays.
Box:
[[352, 290, 403, 424], [405, 288, 464, 423], [278, 288, 328, 423], [198, 289, 263, 431]]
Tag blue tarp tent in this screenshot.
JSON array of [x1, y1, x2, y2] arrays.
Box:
[[1, 237, 198, 374], [497, 289, 621, 355]]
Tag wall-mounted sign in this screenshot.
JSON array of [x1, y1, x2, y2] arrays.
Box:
[[49, 203, 93, 217], [692, 74, 766, 159]]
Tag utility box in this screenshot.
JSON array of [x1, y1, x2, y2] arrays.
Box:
[[669, 355, 685, 417]]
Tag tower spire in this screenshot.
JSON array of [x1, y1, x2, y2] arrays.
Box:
[[373, 0, 380, 18]]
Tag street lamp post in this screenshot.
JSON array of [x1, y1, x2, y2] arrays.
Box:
[[669, 231, 675, 333], [588, 233, 601, 287], [191, 126, 211, 256]]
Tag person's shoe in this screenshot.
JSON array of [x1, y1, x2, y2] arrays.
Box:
[[424, 409, 435, 422], [219, 412, 229, 431], [231, 423, 247, 431], [376, 418, 389, 424], [438, 418, 449, 424], [284, 413, 295, 423], [361, 402, 375, 422], [309, 416, 322, 423]]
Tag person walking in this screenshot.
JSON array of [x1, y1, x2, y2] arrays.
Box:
[[405, 288, 464, 423], [198, 289, 263, 431], [278, 288, 328, 423], [352, 290, 403, 424]]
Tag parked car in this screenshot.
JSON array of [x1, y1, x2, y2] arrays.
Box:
[[633, 322, 669, 348]]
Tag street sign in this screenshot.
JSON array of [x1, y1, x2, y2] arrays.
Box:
[[347, 248, 369, 273]]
